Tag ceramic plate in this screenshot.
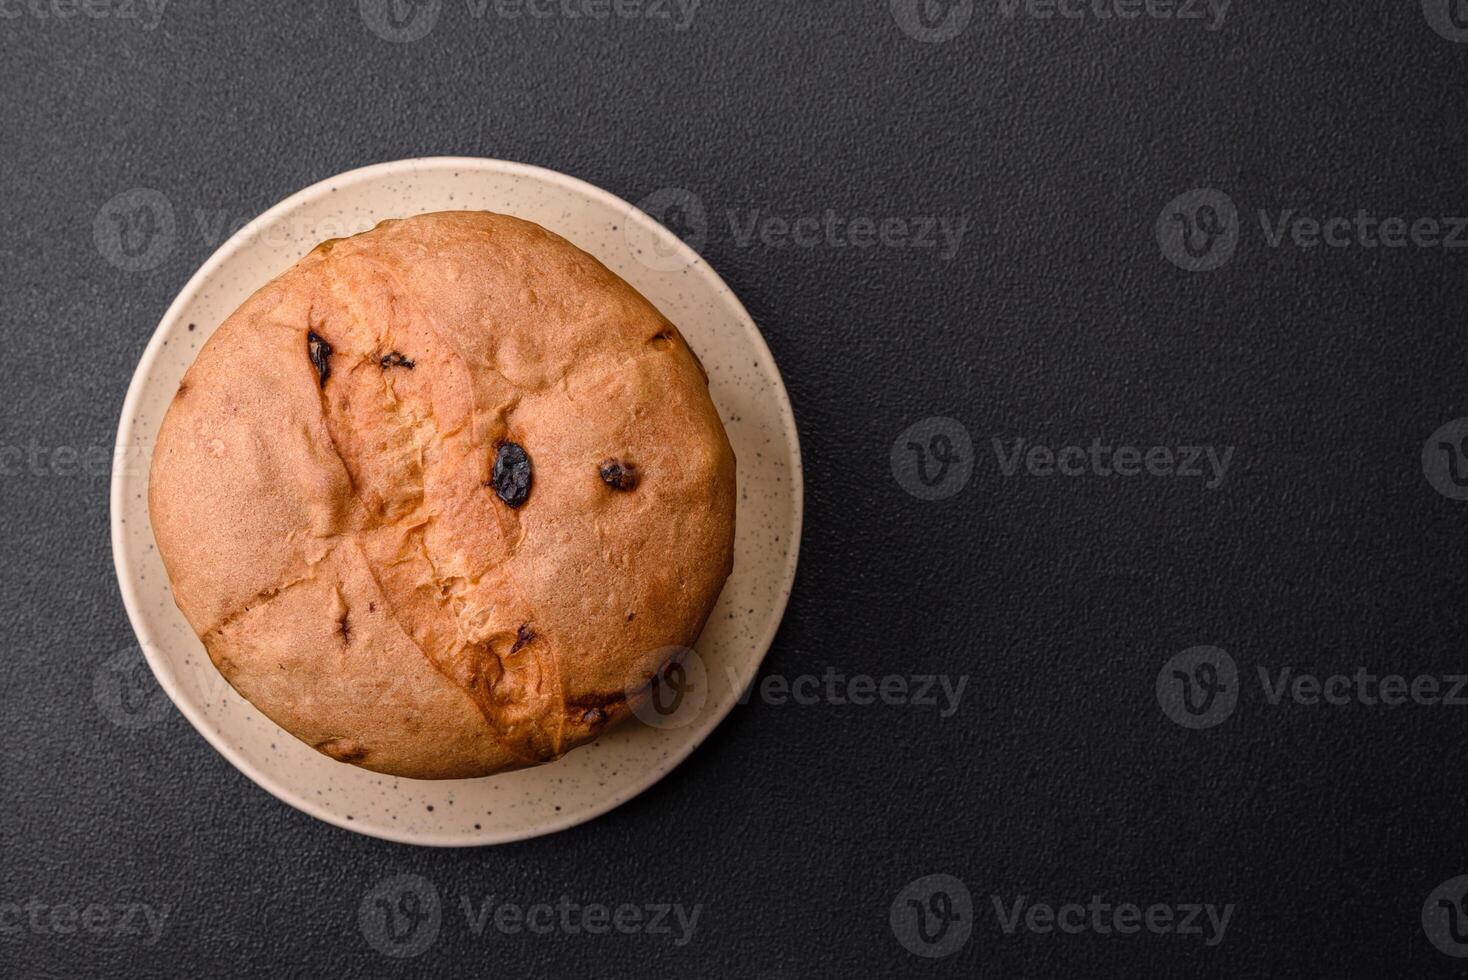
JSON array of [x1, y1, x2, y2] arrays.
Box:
[[110, 158, 802, 846]]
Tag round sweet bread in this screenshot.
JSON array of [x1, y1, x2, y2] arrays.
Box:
[[148, 211, 736, 779]]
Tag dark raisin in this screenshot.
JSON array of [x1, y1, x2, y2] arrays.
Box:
[[380, 351, 415, 370], [510, 624, 534, 654], [307, 331, 333, 387], [491, 442, 532, 508], [598, 458, 639, 490]]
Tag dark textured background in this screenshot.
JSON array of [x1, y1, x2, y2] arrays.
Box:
[[4, 0, 1468, 975]]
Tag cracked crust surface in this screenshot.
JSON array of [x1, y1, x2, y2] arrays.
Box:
[[148, 211, 736, 779]]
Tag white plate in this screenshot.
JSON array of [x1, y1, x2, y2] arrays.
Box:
[[110, 158, 802, 846]]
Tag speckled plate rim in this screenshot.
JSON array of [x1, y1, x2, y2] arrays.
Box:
[[110, 156, 803, 846]]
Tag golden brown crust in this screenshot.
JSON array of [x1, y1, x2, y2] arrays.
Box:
[[148, 211, 736, 779]]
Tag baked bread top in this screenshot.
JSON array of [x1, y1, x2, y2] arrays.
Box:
[[148, 211, 736, 779]]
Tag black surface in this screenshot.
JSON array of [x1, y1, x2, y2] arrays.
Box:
[[5, 1, 1468, 976]]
